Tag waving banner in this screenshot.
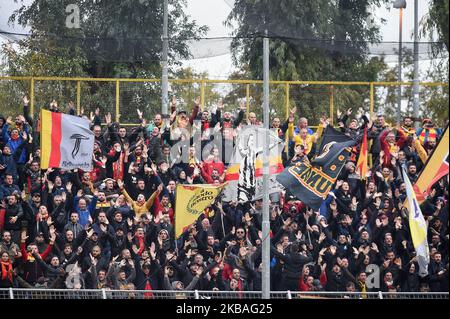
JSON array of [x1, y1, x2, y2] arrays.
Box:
[[40, 109, 94, 171], [277, 127, 356, 210], [175, 184, 226, 238], [223, 126, 284, 203]]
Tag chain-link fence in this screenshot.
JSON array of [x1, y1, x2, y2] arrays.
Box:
[[0, 289, 448, 300], [0, 76, 447, 127]]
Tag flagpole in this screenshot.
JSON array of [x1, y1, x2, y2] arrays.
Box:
[[261, 29, 271, 300]]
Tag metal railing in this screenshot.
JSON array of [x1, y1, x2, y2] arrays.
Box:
[[0, 76, 447, 126], [0, 288, 448, 300]]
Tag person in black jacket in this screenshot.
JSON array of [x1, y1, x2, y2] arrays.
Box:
[[134, 253, 163, 291], [401, 260, 421, 292], [3, 194, 24, 244], [271, 242, 313, 291], [428, 252, 448, 292]]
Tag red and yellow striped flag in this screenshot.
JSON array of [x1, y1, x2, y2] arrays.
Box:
[[414, 126, 449, 204], [356, 127, 368, 179], [40, 109, 94, 170]]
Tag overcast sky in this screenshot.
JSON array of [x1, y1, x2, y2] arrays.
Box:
[[0, 0, 431, 79]]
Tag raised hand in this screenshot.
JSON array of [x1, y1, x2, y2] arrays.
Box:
[[239, 100, 247, 111], [49, 228, 56, 243], [194, 96, 201, 106], [65, 181, 73, 193], [239, 246, 247, 257], [86, 228, 94, 239], [23, 95, 30, 105], [47, 180, 54, 192], [46, 216, 53, 226], [105, 113, 112, 125], [318, 232, 326, 244]]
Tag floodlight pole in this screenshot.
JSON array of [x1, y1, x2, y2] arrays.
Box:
[[161, 0, 169, 115], [412, 0, 420, 129], [397, 7, 404, 124], [262, 29, 271, 300]]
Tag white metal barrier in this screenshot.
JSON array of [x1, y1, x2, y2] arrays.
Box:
[[0, 288, 448, 300]]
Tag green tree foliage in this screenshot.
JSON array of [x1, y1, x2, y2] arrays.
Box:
[[376, 49, 449, 127], [0, 0, 207, 118], [7, 0, 207, 78], [422, 0, 449, 53], [225, 0, 390, 123]]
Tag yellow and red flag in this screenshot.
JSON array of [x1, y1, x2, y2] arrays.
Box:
[[413, 126, 449, 203], [175, 184, 226, 238], [356, 127, 368, 179], [40, 109, 94, 171]]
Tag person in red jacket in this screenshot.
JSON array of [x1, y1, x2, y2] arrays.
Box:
[[203, 147, 225, 176], [153, 191, 174, 225], [20, 227, 56, 285], [299, 264, 327, 291], [379, 127, 407, 168]]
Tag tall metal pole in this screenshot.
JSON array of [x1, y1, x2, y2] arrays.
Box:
[[396, 8, 403, 125], [262, 30, 271, 300], [412, 0, 420, 129], [161, 0, 169, 115]]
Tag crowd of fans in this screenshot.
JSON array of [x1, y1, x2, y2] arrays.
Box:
[[0, 96, 448, 296]]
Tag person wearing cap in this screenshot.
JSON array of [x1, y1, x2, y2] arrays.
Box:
[[170, 97, 200, 140]]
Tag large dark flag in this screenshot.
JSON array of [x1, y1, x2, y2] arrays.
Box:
[[277, 126, 356, 210]]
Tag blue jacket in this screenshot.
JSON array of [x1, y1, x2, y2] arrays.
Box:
[[0, 139, 27, 182], [2, 124, 30, 164], [0, 183, 21, 201], [74, 196, 98, 227]]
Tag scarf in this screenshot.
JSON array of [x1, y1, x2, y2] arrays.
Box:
[[113, 152, 125, 181], [419, 128, 438, 145], [1, 261, 13, 283], [144, 279, 154, 299], [359, 281, 367, 299], [135, 233, 145, 256]]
